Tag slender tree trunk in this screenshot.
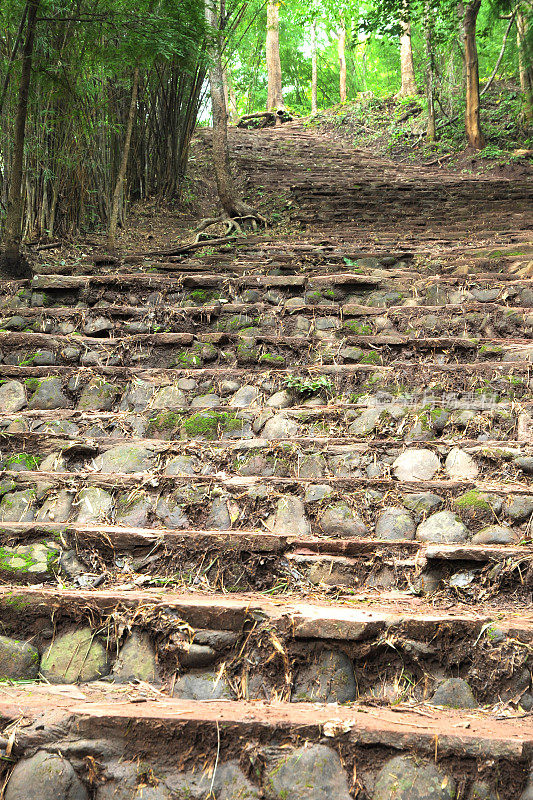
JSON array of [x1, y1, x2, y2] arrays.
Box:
[[108, 66, 139, 250], [266, 0, 283, 110], [1, 0, 40, 277], [338, 22, 347, 102], [0, 2, 29, 119], [398, 13, 417, 96], [517, 6, 533, 123], [424, 2, 436, 140], [227, 69, 238, 124], [205, 0, 258, 218], [463, 0, 485, 149], [311, 19, 318, 113]]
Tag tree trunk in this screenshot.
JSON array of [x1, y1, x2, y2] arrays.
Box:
[[424, 2, 436, 140], [108, 66, 140, 251], [227, 69, 238, 124], [463, 0, 485, 149], [266, 0, 283, 111], [338, 22, 347, 103], [311, 19, 318, 113], [517, 6, 533, 123], [398, 14, 417, 96], [1, 0, 40, 277], [205, 0, 257, 218]]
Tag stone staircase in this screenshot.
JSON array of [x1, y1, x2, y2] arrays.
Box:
[[0, 123, 532, 798]]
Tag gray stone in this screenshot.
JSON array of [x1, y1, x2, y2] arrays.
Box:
[[430, 677, 478, 708], [266, 389, 293, 408], [292, 650, 356, 703], [469, 782, 499, 800], [83, 316, 113, 335], [95, 444, 154, 473], [298, 455, 326, 479], [123, 380, 154, 411], [340, 346, 363, 362], [151, 385, 187, 409], [165, 455, 196, 476], [112, 630, 158, 683], [348, 408, 382, 436], [77, 378, 120, 411], [373, 755, 455, 800], [375, 507, 416, 540], [40, 628, 110, 683], [319, 502, 367, 537], [220, 380, 241, 396], [37, 490, 73, 526], [0, 634, 39, 679], [262, 414, 299, 439], [402, 492, 443, 515], [430, 408, 450, 432], [505, 495, 533, 522], [206, 496, 231, 530], [154, 496, 190, 529], [28, 377, 68, 410], [115, 494, 151, 527], [0, 489, 36, 522], [5, 752, 88, 800], [304, 484, 333, 503], [192, 630, 238, 650], [3, 315, 27, 331], [0, 380, 26, 413], [191, 393, 220, 408], [172, 669, 233, 700], [32, 349, 55, 366], [471, 525, 515, 544], [514, 456, 533, 474], [444, 448, 479, 480], [393, 448, 440, 481], [266, 745, 351, 800], [75, 487, 113, 523], [229, 385, 259, 408], [177, 642, 216, 667], [216, 761, 260, 800], [269, 496, 310, 536], [416, 511, 469, 543], [96, 762, 170, 800]]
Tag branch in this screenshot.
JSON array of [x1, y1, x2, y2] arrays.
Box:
[[480, 11, 516, 98]]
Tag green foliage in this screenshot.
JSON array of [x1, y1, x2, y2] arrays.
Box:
[[283, 374, 333, 395]]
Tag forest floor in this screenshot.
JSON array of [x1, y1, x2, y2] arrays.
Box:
[[0, 111, 533, 796]]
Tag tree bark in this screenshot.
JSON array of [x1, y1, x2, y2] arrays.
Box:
[[517, 6, 533, 123], [311, 19, 318, 113], [424, 1, 436, 140], [108, 66, 140, 251], [1, 0, 40, 277], [398, 13, 417, 96], [204, 0, 259, 219], [463, 0, 485, 149], [338, 22, 347, 103], [266, 0, 283, 111]]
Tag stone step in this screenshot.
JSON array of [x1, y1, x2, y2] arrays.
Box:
[[1, 470, 531, 545], [1, 690, 532, 798], [1, 329, 533, 370], [1, 367, 531, 422], [0, 520, 529, 597], [4, 271, 533, 311], [2, 301, 532, 339], [0, 586, 533, 715], [1, 431, 532, 481]]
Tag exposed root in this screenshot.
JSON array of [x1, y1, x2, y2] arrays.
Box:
[[195, 210, 267, 241]]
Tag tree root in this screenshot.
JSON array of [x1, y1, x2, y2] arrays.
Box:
[[195, 209, 267, 241]]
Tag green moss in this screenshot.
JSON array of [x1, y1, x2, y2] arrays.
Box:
[[359, 351, 381, 365], [479, 344, 503, 355], [259, 353, 285, 365], [23, 377, 41, 391], [147, 411, 183, 435], [344, 321, 372, 335], [5, 453, 41, 470], [173, 350, 202, 368], [453, 489, 491, 512], [182, 411, 243, 439]]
